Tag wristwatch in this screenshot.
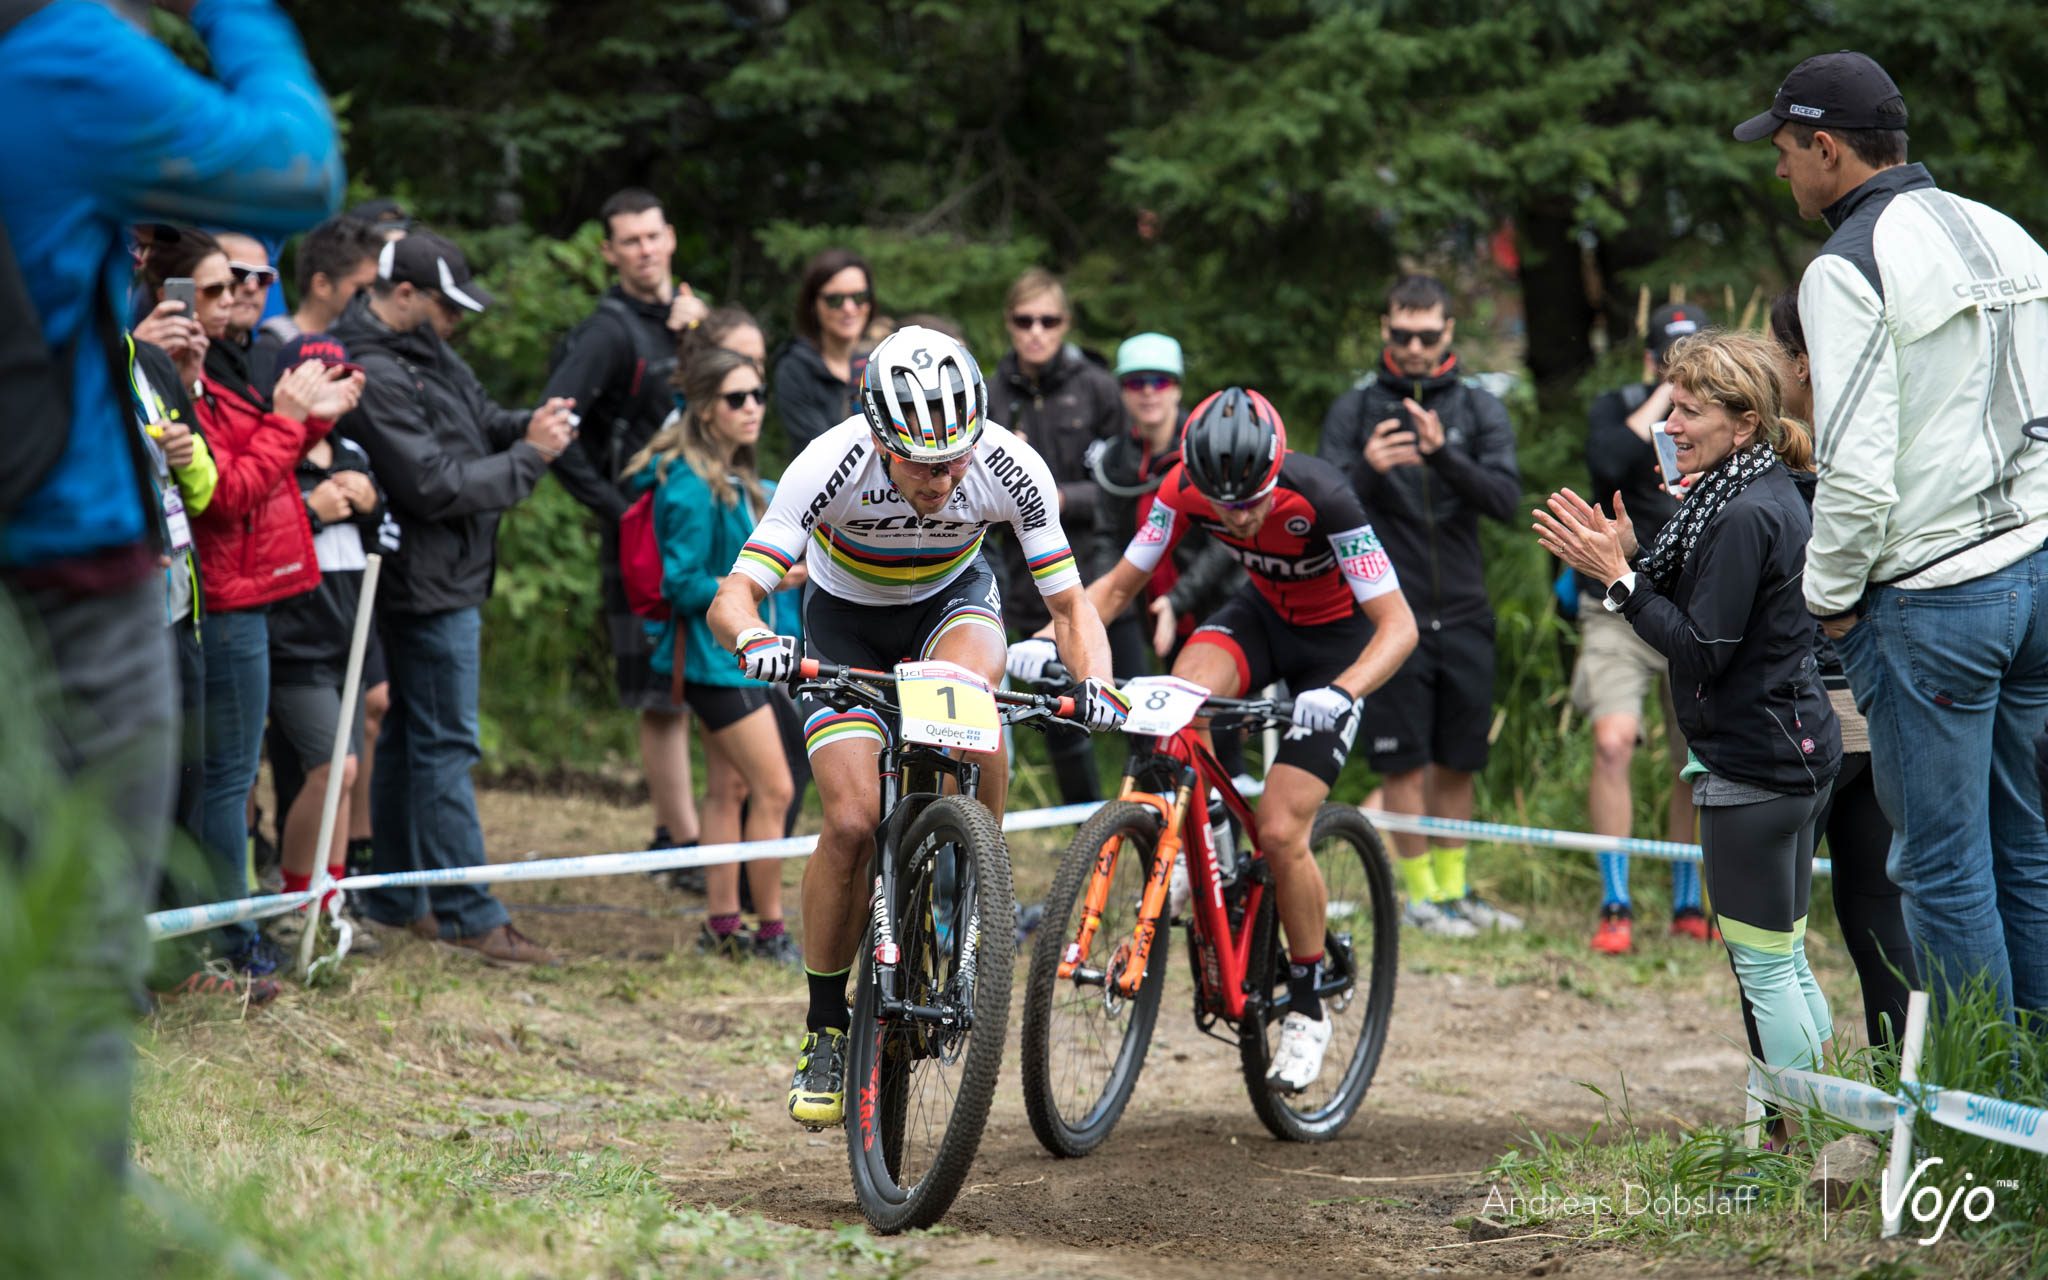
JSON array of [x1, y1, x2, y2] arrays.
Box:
[[1603, 571, 1638, 613]]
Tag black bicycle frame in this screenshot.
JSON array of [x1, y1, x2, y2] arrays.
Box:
[[869, 740, 982, 1026]]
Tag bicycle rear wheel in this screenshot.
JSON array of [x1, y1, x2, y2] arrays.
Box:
[[845, 795, 1014, 1232], [1239, 804, 1398, 1142], [1020, 800, 1169, 1157]]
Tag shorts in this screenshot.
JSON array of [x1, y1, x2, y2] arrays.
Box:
[[684, 681, 772, 732], [268, 678, 365, 775], [361, 626, 388, 691], [1184, 585, 1369, 786], [1357, 616, 1494, 774], [798, 556, 1005, 756], [1571, 606, 1685, 756]]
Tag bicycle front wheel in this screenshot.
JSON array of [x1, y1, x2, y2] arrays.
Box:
[[845, 795, 1015, 1233], [1020, 799, 1169, 1157], [1239, 804, 1399, 1142]]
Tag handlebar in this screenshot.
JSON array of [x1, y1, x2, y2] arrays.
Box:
[[795, 658, 1081, 725], [1005, 653, 1299, 726]]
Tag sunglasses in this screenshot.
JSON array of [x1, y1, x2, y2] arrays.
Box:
[[1210, 489, 1272, 513], [884, 449, 974, 479], [1009, 313, 1066, 331], [181, 280, 231, 301], [229, 261, 279, 289], [821, 289, 872, 310], [721, 387, 767, 409], [1388, 326, 1445, 349], [1120, 373, 1178, 393]]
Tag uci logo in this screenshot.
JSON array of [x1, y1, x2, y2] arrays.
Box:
[[911, 347, 934, 371]]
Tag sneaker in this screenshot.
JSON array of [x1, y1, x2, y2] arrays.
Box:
[[224, 933, 285, 977], [448, 923, 558, 967], [1670, 908, 1719, 943], [697, 922, 751, 959], [266, 907, 311, 950], [1264, 1011, 1334, 1094], [788, 1027, 849, 1129], [751, 929, 802, 967], [154, 963, 281, 1010], [1013, 901, 1044, 949], [1402, 898, 1478, 938], [1591, 904, 1634, 955], [1448, 893, 1524, 932], [1167, 850, 1190, 921]]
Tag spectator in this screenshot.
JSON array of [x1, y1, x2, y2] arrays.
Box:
[[1735, 53, 2048, 1017], [0, 0, 341, 1170], [1317, 274, 1522, 937], [541, 189, 712, 872], [146, 229, 362, 976], [250, 214, 384, 390], [991, 268, 1127, 804], [773, 247, 871, 453], [213, 230, 275, 346], [1576, 302, 1708, 954], [263, 334, 395, 946], [1768, 290, 1917, 1050], [626, 346, 800, 963], [680, 305, 768, 369], [331, 229, 575, 965], [347, 197, 412, 239], [1536, 330, 1840, 1073]]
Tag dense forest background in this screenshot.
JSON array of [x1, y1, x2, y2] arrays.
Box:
[[187, 1, 2048, 838]]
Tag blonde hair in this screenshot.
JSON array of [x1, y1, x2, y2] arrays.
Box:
[[1005, 267, 1068, 317], [1662, 330, 1814, 471], [623, 346, 767, 511]]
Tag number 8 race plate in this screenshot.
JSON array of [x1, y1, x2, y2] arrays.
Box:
[[1119, 674, 1211, 736], [895, 660, 1002, 753]]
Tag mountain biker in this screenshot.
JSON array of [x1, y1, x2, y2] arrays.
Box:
[[706, 325, 1126, 1130], [1081, 387, 1418, 1092]]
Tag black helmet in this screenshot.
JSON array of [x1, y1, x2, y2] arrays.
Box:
[[1181, 386, 1286, 503]]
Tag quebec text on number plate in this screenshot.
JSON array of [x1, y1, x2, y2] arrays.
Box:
[[896, 660, 1002, 753]]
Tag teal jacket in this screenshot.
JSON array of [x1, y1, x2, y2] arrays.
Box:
[[633, 458, 799, 687]]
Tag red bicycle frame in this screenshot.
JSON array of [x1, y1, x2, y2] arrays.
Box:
[[1062, 719, 1268, 1024]]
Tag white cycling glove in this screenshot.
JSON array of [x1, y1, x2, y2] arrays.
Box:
[[734, 628, 799, 683], [1291, 685, 1357, 733], [1005, 636, 1059, 685], [1075, 678, 1131, 732]]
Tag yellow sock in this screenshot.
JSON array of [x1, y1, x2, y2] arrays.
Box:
[[1432, 844, 1469, 902], [1397, 853, 1439, 904]]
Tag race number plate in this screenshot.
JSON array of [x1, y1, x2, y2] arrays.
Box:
[[896, 660, 1002, 753], [1119, 675, 1210, 737]]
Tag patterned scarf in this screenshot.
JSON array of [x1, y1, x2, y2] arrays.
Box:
[[1636, 441, 1777, 594]]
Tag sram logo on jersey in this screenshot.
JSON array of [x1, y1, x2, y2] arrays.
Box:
[[982, 446, 1050, 531], [801, 439, 869, 533], [1134, 506, 1172, 546], [1332, 526, 1392, 582]]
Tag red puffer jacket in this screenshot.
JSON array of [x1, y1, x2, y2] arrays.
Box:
[[192, 373, 332, 613]]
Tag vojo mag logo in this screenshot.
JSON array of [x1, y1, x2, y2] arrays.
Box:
[[1334, 529, 1391, 582]]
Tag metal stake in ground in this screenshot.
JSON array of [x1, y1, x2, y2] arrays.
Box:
[[298, 554, 382, 978]]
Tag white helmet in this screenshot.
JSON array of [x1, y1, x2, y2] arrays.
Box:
[[859, 326, 986, 462]]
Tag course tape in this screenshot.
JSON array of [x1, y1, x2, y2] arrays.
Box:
[[1747, 1063, 1900, 1134], [1359, 809, 1834, 878], [1919, 1085, 2048, 1155], [147, 890, 319, 942]]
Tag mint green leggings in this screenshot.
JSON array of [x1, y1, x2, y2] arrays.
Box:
[[1699, 787, 1835, 1069]]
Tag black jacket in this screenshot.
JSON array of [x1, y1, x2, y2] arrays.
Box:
[[330, 294, 546, 616], [989, 344, 1125, 632], [541, 288, 677, 525], [1619, 464, 1841, 795], [1082, 414, 1244, 624], [772, 335, 863, 458], [269, 433, 390, 682], [1317, 355, 1519, 628]]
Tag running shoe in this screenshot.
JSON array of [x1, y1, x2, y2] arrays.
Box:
[[1670, 908, 1719, 943], [788, 1027, 848, 1129], [1590, 904, 1634, 955], [1265, 1011, 1334, 1093], [224, 933, 285, 977], [154, 963, 281, 1010], [1448, 893, 1524, 932], [1402, 897, 1479, 938], [751, 929, 802, 967], [696, 922, 751, 960]]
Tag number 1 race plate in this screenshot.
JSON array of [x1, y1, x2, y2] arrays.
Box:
[[895, 660, 1002, 753], [1118, 674, 1211, 737]]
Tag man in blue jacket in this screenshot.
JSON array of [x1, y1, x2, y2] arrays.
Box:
[[0, 0, 341, 1172]]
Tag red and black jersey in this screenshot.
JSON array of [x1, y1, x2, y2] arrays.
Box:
[[1118, 452, 1400, 626]]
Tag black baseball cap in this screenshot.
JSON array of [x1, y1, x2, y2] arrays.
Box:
[[347, 197, 414, 229], [375, 229, 494, 313], [1733, 51, 1908, 143], [1648, 302, 1710, 360]]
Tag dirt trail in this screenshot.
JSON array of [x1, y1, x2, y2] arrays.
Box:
[[465, 785, 1778, 1278]]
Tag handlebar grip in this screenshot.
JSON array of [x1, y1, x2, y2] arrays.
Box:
[[1055, 695, 1077, 720], [797, 657, 822, 679]]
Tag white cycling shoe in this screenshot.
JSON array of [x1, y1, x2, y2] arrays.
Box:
[[1265, 1010, 1333, 1094]]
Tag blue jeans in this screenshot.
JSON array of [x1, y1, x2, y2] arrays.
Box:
[[1835, 545, 2048, 1017], [199, 609, 269, 953], [360, 607, 509, 939]]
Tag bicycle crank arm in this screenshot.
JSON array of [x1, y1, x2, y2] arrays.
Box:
[[879, 998, 973, 1028]]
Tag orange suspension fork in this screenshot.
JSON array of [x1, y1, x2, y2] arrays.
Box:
[[1059, 778, 1170, 980], [1115, 781, 1191, 996]]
